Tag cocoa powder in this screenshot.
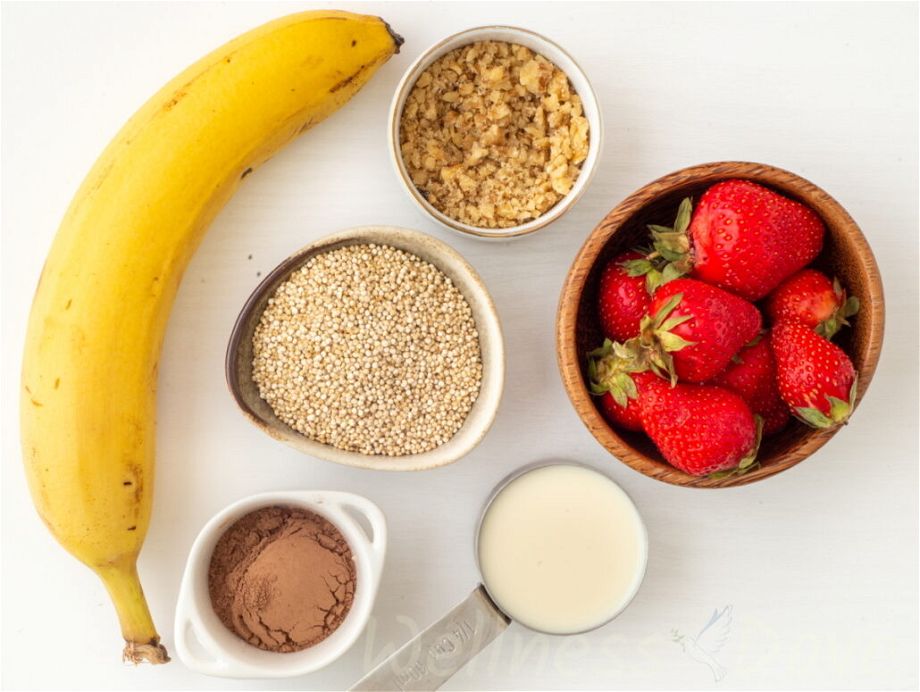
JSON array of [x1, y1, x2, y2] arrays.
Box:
[[208, 505, 356, 653]]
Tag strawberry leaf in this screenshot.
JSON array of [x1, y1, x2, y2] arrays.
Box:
[[656, 331, 695, 352], [827, 395, 851, 423], [652, 293, 683, 328], [657, 244, 687, 263], [673, 197, 693, 235], [622, 258, 654, 277], [818, 289, 860, 339], [587, 357, 598, 381], [710, 417, 763, 480], [744, 331, 764, 349], [843, 295, 860, 318], [587, 339, 614, 359], [616, 372, 638, 401], [659, 314, 692, 332], [794, 406, 835, 429], [660, 263, 684, 285]]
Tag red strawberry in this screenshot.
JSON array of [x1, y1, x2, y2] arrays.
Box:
[[640, 278, 762, 383], [597, 373, 664, 432], [597, 251, 654, 342], [587, 339, 664, 432], [647, 180, 824, 301], [640, 381, 762, 477], [712, 332, 789, 436], [765, 269, 859, 339], [771, 320, 857, 428]]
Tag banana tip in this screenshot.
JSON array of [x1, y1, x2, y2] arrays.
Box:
[[383, 19, 404, 53]]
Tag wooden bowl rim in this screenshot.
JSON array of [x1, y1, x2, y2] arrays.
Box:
[[556, 161, 885, 488]]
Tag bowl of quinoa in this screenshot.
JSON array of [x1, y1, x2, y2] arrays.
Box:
[[226, 226, 504, 470], [389, 26, 602, 239]]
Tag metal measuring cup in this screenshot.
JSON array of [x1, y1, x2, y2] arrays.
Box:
[[351, 461, 649, 691]]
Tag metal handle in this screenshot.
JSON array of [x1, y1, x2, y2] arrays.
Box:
[[350, 585, 510, 691]]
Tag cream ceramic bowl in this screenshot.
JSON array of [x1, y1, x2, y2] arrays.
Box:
[[174, 490, 386, 679], [225, 225, 504, 471], [388, 26, 603, 239]]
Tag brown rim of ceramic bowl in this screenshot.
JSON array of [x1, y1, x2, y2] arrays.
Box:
[[556, 161, 885, 488], [226, 226, 505, 471]]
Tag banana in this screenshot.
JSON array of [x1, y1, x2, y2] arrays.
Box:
[[20, 10, 401, 664]]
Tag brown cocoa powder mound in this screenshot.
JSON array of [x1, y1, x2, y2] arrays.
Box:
[[208, 505, 356, 653]]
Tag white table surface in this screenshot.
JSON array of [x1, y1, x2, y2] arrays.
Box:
[[2, 2, 918, 690]]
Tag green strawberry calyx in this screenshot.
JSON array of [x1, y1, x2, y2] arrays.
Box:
[[587, 338, 646, 408], [620, 255, 663, 296], [637, 292, 696, 385], [708, 415, 765, 480], [616, 198, 696, 295], [642, 197, 695, 290], [794, 375, 858, 428], [815, 278, 860, 340]]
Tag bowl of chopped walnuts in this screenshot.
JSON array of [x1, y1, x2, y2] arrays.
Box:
[[226, 226, 505, 471], [389, 26, 602, 239]]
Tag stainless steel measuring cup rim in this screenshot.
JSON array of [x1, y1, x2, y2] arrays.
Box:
[[473, 458, 650, 636]]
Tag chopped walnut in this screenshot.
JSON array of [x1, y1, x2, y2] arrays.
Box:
[[399, 41, 590, 229]]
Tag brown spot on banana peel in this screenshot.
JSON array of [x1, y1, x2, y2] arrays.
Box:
[[163, 90, 188, 112], [329, 63, 370, 93], [326, 44, 394, 95]]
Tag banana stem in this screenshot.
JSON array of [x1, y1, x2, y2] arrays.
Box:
[[97, 562, 170, 664]]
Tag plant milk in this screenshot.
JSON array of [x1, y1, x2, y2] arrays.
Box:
[[477, 464, 647, 634]]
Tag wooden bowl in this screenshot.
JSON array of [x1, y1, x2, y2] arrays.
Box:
[[226, 225, 505, 471], [556, 161, 884, 488]]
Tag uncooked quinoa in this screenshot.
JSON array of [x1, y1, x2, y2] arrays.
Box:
[[251, 243, 483, 456]]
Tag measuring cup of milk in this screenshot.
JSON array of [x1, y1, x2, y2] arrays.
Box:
[[352, 461, 648, 691]]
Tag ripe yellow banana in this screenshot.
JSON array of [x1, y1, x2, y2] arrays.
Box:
[[20, 10, 401, 664]]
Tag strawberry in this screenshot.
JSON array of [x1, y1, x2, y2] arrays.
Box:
[[587, 339, 664, 432], [646, 180, 825, 301], [765, 269, 859, 339], [640, 380, 762, 477], [639, 278, 762, 383], [771, 319, 857, 428], [597, 251, 654, 342], [712, 332, 789, 436]]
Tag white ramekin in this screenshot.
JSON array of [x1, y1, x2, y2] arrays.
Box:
[[388, 25, 603, 240], [174, 491, 386, 678]]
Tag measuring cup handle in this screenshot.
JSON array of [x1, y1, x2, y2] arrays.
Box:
[[350, 585, 510, 691]]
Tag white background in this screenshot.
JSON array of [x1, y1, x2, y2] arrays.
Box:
[[2, 2, 918, 690]]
